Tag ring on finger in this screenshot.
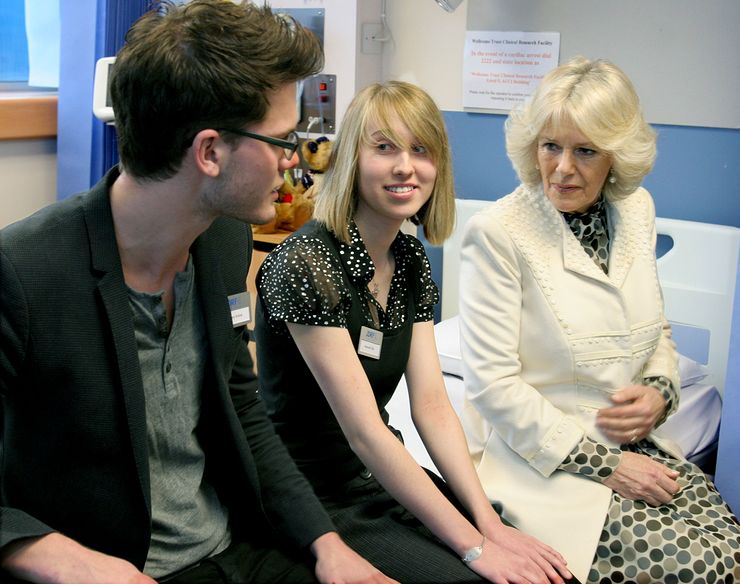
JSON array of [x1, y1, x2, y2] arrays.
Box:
[[630, 429, 638, 443]]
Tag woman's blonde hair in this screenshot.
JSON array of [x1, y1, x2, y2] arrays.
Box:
[[505, 56, 656, 200], [313, 81, 455, 245]]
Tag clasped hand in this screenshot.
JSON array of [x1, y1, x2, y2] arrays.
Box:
[[602, 451, 681, 506], [597, 384, 680, 506]]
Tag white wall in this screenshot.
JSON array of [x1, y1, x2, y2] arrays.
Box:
[[465, 0, 740, 129], [382, 0, 467, 110], [0, 138, 57, 229], [383, 0, 740, 129]]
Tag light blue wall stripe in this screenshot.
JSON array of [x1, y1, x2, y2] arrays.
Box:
[[429, 111, 740, 303], [443, 111, 740, 227]]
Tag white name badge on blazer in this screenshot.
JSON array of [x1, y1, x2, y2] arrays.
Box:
[[228, 292, 251, 327], [357, 325, 383, 359]]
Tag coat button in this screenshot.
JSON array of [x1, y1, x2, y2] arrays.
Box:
[[360, 468, 372, 479]]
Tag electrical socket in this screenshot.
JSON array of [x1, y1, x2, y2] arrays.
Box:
[[362, 23, 383, 54]]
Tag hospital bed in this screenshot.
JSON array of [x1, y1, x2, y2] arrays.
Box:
[[386, 198, 740, 483]]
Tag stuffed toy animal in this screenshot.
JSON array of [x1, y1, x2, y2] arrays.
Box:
[[252, 137, 332, 234], [253, 170, 314, 234], [300, 136, 332, 199], [276, 171, 313, 232]]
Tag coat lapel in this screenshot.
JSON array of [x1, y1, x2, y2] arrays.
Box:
[[82, 169, 151, 510], [558, 195, 644, 290], [512, 186, 635, 288], [192, 231, 232, 376], [561, 223, 612, 285], [604, 195, 639, 289], [191, 227, 263, 497]]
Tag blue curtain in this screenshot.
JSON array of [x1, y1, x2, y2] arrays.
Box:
[[57, 0, 149, 199], [95, 0, 151, 185]]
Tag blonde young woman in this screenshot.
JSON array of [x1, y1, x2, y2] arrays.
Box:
[[459, 57, 740, 583], [255, 81, 572, 584]]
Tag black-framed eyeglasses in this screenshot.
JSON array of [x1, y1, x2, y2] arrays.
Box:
[[216, 128, 300, 160]]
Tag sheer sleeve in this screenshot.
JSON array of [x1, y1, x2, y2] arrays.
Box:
[[257, 235, 351, 328]]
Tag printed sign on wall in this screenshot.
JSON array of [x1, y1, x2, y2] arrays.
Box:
[[463, 31, 560, 111]]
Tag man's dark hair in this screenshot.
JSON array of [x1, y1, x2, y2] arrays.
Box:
[[110, 0, 324, 180]]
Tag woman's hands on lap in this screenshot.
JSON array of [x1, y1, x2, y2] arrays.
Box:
[[598, 385, 680, 506], [467, 520, 572, 583]]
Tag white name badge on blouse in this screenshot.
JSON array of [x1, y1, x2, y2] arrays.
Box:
[[358, 325, 383, 359], [228, 292, 251, 327]]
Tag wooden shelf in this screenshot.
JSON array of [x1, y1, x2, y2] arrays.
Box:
[[0, 96, 58, 140]]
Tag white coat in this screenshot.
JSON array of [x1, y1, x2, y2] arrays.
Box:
[[459, 185, 681, 583]]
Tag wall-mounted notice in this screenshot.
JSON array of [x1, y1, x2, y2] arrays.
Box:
[[463, 31, 560, 111]]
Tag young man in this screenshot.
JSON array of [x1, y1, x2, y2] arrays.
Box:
[[0, 2, 394, 583]]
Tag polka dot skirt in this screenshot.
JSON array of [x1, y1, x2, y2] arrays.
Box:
[[587, 443, 740, 583]]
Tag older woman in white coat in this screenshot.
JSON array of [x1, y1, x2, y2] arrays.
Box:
[[459, 56, 740, 584]]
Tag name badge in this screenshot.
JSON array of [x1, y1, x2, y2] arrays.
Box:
[[357, 325, 383, 360], [228, 292, 251, 327]]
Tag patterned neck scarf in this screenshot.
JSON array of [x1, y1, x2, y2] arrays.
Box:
[[561, 197, 610, 274]]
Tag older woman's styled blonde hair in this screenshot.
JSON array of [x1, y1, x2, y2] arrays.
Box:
[[313, 81, 455, 245], [505, 56, 656, 200]]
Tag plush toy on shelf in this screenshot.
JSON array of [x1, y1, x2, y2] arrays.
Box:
[[252, 136, 332, 235], [252, 171, 302, 234], [277, 172, 314, 232], [287, 135, 332, 232], [300, 136, 332, 199]]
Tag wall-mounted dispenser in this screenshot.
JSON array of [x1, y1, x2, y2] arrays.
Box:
[[264, 0, 383, 139]]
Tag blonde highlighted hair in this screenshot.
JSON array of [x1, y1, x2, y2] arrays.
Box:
[[313, 81, 455, 245], [505, 56, 656, 200]]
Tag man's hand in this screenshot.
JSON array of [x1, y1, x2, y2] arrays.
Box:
[[310, 532, 399, 584], [0, 533, 156, 584]]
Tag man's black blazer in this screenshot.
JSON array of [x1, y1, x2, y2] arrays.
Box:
[[0, 168, 334, 569]]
